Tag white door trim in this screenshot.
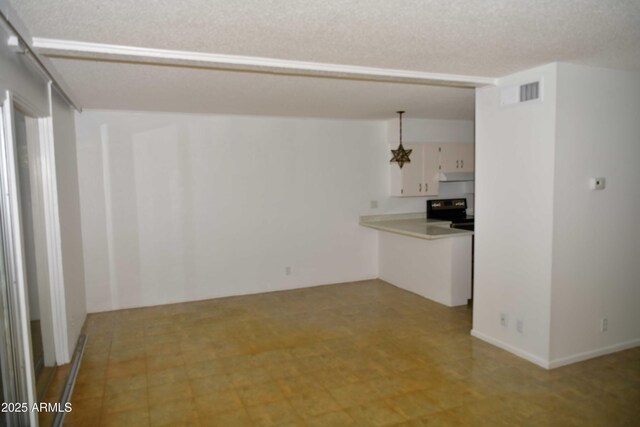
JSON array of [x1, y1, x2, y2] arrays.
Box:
[[25, 115, 57, 367], [38, 82, 70, 363]]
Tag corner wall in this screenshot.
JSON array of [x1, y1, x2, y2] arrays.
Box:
[[472, 63, 558, 366], [473, 62, 640, 368], [549, 64, 640, 366]]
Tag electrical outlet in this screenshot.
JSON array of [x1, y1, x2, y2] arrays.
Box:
[[516, 319, 524, 334], [601, 318, 608, 332], [500, 313, 508, 327], [370, 200, 378, 209], [285, 266, 292, 276]]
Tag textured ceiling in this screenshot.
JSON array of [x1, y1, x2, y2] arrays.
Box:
[[8, 0, 640, 118]]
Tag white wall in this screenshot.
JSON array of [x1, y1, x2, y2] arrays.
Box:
[[387, 118, 474, 145], [472, 63, 558, 366], [473, 62, 640, 368], [76, 110, 449, 312], [550, 64, 640, 365], [51, 87, 87, 357]]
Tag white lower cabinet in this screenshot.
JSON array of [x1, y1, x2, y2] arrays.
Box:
[[378, 231, 472, 307]]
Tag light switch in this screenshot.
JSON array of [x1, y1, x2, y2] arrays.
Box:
[[589, 177, 606, 190]]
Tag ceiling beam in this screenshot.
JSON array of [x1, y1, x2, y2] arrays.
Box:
[[33, 38, 496, 89]]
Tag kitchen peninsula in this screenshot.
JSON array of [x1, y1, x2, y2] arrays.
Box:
[[360, 213, 473, 307]]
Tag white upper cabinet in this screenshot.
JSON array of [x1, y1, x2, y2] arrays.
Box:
[[387, 117, 474, 197], [438, 143, 474, 173], [422, 144, 440, 195], [390, 144, 422, 196], [389, 144, 439, 196], [390, 143, 473, 197]]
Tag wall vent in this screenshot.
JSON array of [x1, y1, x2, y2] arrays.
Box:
[[520, 82, 539, 102], [500, 80, 542, 107]]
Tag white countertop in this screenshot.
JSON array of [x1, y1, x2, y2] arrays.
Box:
[[359, 213, 473, 240]]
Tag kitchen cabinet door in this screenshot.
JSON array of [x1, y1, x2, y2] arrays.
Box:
[[390, 144, 424, 196], [438, 143, 474, 173], [422, 144, 440, 195], [458, 144, 474, 172], [438, 144, 462, 173]]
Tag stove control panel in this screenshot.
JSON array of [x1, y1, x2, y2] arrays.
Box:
[[427, 198, 467, 212]]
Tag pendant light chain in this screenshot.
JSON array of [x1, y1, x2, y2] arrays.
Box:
[[399, 111, 403, 147]]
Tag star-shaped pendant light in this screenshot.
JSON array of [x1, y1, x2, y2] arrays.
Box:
[[390, 111, 412, 168]]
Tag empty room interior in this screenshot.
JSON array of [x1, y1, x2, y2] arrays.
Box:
[[0, 1, 639, 426]]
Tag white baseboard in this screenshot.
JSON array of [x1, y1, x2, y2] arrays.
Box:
[[548, 338, 640, 369], [88, 276, 381, 313], [470, 329, 550, 369], [471, 329, 640, 370]]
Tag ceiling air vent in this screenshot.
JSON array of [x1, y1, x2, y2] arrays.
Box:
[[500, 80, 542, 107]]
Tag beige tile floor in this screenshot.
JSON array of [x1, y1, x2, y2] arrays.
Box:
[[58, 280, 638, 426]]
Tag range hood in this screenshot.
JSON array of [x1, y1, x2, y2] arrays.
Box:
[[438, 172, 475, 182]]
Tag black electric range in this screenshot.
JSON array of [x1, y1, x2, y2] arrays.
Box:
[[427, 198, 474, 231]]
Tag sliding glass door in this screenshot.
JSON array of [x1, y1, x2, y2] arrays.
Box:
[[0, 217, 16, 427], [0, 98, 39, 426], [12, 109, 45, 383]]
